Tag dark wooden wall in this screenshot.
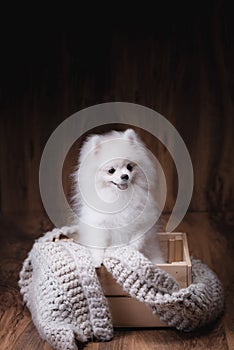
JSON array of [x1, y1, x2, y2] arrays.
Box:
[[0, 2, 233, 226]]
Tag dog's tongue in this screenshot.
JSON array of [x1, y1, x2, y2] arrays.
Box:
[[117, 183, 128, 190]]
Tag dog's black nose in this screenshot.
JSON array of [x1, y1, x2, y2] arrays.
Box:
[[121, 174, 129, 181]]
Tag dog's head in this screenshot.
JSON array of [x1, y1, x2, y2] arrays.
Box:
[[88, 129, 140, 192], [77, 128, 155, 200]]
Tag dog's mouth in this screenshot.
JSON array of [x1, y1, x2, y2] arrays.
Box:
[[111, 181, 128, 190]]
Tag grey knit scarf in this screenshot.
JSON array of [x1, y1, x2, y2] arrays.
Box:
[[19, 235, 224, 350]]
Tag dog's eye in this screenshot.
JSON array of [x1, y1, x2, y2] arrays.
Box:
[[108, 168, 116, 174], [127, 164, 133, 172]]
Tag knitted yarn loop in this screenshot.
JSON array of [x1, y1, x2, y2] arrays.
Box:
[[103, 247, 224, 332], [19, 236, 224, 350], [19, 240, 113, 350]]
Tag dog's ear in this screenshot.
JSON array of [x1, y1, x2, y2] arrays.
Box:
[[123, 129, 137, 142], [91, 135, 101, 154]]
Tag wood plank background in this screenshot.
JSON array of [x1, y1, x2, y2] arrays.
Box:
[[0, 2, 233, 218], [0, 2, 234, 349]]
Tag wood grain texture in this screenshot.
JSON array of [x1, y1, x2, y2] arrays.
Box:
[[0, 3, 233, 216], [0, 212, 233, 350]]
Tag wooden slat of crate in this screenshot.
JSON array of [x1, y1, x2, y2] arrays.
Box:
[[108, 297, 168, 328], [98, 232, 192, 293], [97, 232, 191, 327], [157, 263, 189, 289]]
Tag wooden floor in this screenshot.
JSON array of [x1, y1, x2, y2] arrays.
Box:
[[0, 212, 233, 350]]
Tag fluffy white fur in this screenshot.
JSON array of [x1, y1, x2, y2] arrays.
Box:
[[71, 129, 164, 267]]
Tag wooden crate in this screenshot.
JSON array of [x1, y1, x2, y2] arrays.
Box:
[[97, 232, 192, 327]]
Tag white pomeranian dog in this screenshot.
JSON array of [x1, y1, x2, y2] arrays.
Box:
[[70, 128, 164, 267]]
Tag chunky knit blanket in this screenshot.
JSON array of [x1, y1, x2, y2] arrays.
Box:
[[19, 232, 224, 350]]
